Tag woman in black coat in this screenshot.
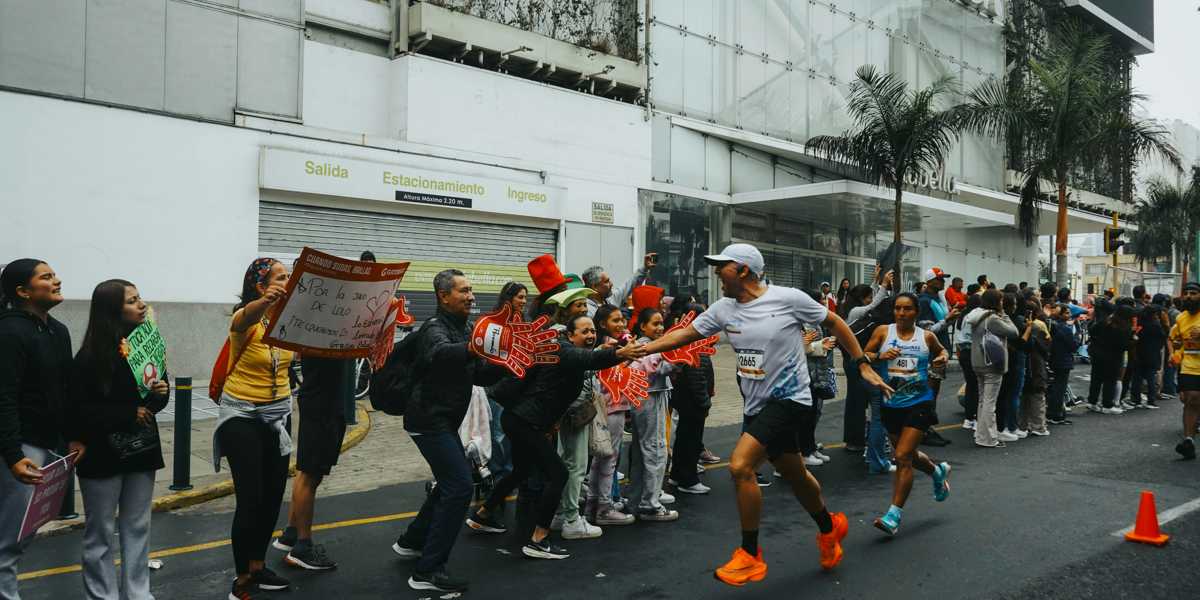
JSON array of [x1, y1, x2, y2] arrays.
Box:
[[71, 279, 169, 600]]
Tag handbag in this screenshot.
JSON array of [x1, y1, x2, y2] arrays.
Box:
[[107, 412, 161, 461], [587, 389, 614, 459], [981, 314, 1008, 369]]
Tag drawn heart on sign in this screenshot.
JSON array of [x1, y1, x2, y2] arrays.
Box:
[[365, 291, 393, 318]]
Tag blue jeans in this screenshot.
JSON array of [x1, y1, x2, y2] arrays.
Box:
[[486, 397, 512, 479], [1130, 366, 1160, 404], [1000, 355, 1026, 431], [1163, 364, 1178, 395], [865, 389, 892, 472], [402, 430, 474, 574]]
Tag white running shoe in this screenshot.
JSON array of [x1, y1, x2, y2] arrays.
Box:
[[962, 419, 976, 431], [803, 455, 824, 467], [997, 430, 1019, 442], [1014, 429, 1029, 439], [658, 492, 676, 505], [1029, 429, 1050, 437], [1101, 406, 1125, 415], [561, 518, 603, 540], [813, 450, 832, 463], [675, 482, 711, 495]]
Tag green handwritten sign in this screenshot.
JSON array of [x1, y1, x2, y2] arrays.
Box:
[[126, 307, 167, 398]]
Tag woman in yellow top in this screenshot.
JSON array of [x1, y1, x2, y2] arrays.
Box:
[[1169, 282, 1200, 460], [216, 258, 296, 599]]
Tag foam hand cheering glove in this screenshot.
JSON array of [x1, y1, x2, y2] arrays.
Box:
[[470, 304, 559, 377], [598, 364, 650, 409], [369, 297, 414, 371], [392, 295, 415, 327], [662, 311, 719, 368]]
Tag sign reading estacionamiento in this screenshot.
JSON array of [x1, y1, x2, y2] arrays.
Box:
[[259, 148, 564, 220]]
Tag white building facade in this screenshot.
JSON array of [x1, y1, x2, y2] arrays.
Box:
[[0, 0, 1141, 375]]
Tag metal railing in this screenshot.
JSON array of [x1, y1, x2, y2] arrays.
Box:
[[417, 0, 641, 62]]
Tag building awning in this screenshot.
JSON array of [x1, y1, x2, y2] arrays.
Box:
[[956, 183, 1119, 235], [732, 180, 1014, 232]]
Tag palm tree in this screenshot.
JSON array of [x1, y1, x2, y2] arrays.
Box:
[[1131, 167, 1200, 285], [965, 18, 1180, 287], [806, 65, 969, 277]]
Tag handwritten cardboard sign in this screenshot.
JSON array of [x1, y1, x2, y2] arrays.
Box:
[[263, 247, 410, 358], [18, 453, 77, 541], [126, 307, 167, 398]]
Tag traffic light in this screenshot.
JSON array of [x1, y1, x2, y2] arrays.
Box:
[[1104, 226, 1126, 254]]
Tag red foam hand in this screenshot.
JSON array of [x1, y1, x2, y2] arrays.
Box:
[[370, 304, 400, 371], [392, 295, 415, 327], [470, 304, 560, 377], [598, 364, 650, 409], [662, 311, 720, 368]]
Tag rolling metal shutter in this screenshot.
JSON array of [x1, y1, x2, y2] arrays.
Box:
[[258, 202, 557, 321]]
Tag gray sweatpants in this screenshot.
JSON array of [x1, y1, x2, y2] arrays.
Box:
[[555, 424, 590, 522], [585, 411, 625, 515], [80, 470, 156, 600], [627, 391, 669, 512], [0, 444, 52, 600]]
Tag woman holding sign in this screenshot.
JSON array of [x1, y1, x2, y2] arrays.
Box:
[[215, 258, 296, 600], [71, 279, 170, 600], [0, 259, 82, 600]]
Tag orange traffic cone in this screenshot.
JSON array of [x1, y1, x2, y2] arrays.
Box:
[[1124, 490, 1170, 546]]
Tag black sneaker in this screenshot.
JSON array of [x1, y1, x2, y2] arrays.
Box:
[[285, 542, 336, 571], [229, 580, 257, 600], [272, 527, 297, 552], [522, 538, 570, 560], [755, 473, 772, 488], [466, 511, 508, 534], [248, 567, 290, 591], [1176, 437, 1196, 460], [409, 568, 468, 592], [391, 537, 423, 559]]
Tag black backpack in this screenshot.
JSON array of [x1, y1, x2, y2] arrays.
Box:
[[848, 296, 895, 349], [369, 324, 425, 416]]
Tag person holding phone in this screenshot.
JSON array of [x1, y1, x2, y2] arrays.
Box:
[[580, 253, 658, 317], [0, 259, 83, 600], [71, 279, 170, 600]]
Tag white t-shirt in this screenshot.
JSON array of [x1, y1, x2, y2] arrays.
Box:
[[692, 285, 829, 415]]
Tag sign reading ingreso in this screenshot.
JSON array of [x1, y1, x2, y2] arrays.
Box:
[[259, 148, 563, 220]]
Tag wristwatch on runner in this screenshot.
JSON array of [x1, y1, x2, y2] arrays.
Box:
[[853, 355, 870, 369]]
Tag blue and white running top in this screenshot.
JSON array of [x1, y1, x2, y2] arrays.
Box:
[[876, 324, 933, 408]]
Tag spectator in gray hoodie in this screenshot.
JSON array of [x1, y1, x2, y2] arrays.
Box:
[[965, 290, 1020, 448]]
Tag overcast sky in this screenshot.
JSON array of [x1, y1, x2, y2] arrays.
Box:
[[1132, 1, 1200, 125]]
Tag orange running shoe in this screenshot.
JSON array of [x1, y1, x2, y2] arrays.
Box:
[[714, 547, 767, 586], [816, 512, 848, 571]]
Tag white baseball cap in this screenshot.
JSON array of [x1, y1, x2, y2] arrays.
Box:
[[704, 243, 765, 276], [923, 267, 950, 281]]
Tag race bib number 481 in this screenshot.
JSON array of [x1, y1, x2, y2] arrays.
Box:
[[736, 349, 766, 380]]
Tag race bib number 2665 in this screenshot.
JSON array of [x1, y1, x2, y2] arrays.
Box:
[[736, 349, 766, 380]]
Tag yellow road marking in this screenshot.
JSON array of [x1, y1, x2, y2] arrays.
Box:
[[21, 423, 964, 582]]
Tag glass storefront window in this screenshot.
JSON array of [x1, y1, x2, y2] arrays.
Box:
[[640, 190, 729, 305]]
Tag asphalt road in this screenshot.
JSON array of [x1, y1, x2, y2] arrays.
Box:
[[17, 370, 1200, 599]]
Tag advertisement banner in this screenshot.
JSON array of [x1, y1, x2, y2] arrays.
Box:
[[263, 247, 410, 358], [125, 308, 167, 398]]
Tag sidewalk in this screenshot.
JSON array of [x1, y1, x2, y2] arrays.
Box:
[[39, 390, 369, 535]]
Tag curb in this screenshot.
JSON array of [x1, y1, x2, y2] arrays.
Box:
[[152, 403, 372, 512], [37, 404, 372, 538]]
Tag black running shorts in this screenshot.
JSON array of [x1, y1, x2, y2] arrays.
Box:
[[743, 400, 817, 460], [296, 392, 348, 477], [1179, 374, 1200, 393], [880, 401, 939, 436]]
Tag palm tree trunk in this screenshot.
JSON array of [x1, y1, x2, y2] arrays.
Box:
[[894, 185, 904, 278], [1054, 181, 1069, 288]]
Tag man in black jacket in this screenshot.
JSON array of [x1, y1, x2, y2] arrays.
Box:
[[1046, 304, 1080, 425], [392, 269, 507, 593]]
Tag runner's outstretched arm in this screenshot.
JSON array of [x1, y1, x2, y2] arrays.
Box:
[[641, 325, 704, 356], [823, 311, 895, 397]]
